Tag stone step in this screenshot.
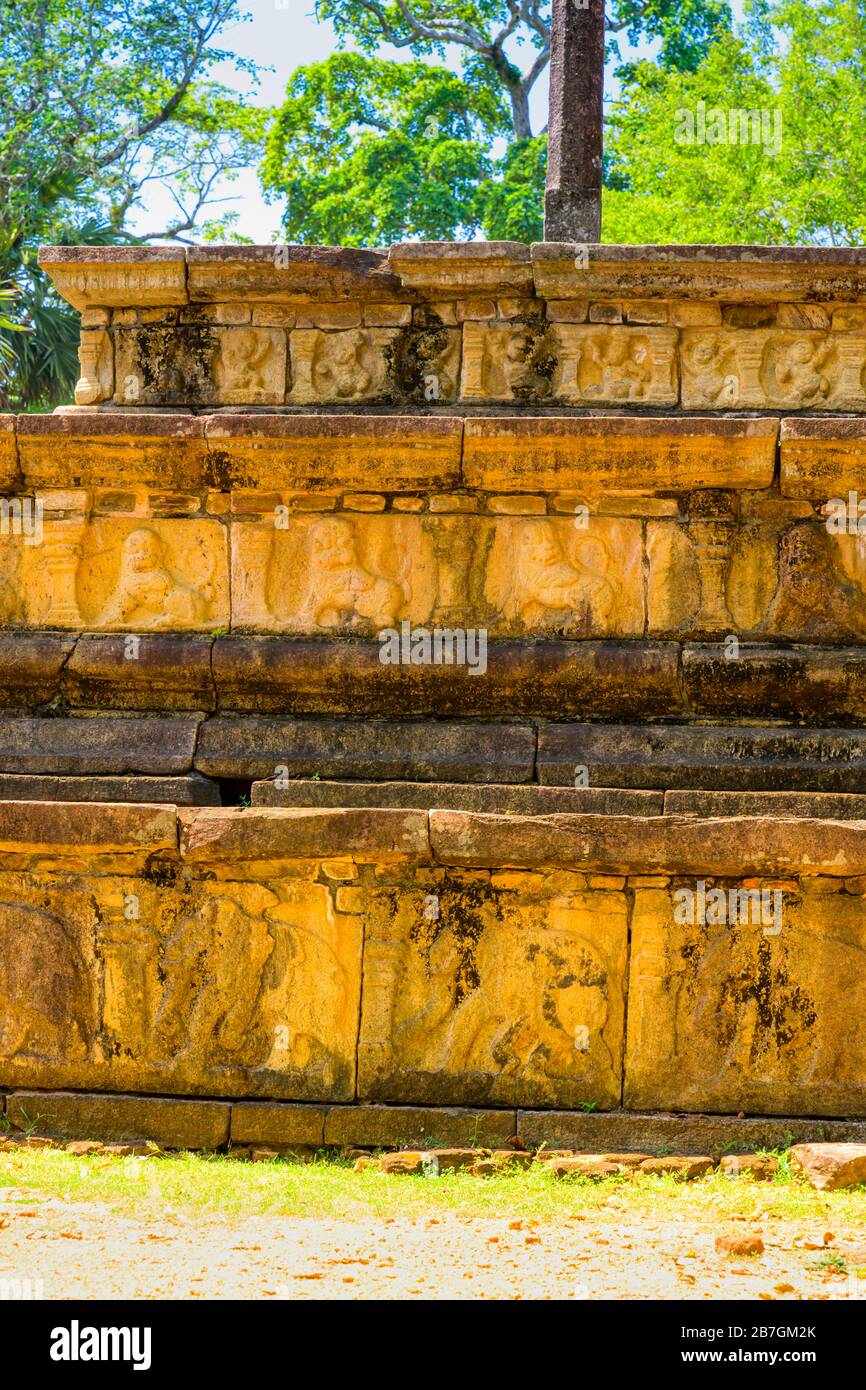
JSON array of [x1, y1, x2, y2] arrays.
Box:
[[0, 773, 219, 805], [251, 778, 662, 815], [538, 723, 866, 790]]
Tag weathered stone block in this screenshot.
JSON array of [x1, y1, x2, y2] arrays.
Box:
[[516, 1109, 866, 1153], [63, 634, 215, 711], [0, 633, 76, 706], [211, 637, 683, 718], [37, 246, 188, 310], [251, 778, 664, 816], [462, 417, 776, 494], [428, 809, 866, 878], [537, 724, 866, 791], [230, 1102, 327, 1148], [17, 413, 210, 491], [0, 773, 219, 805], [0, 716, 199, 775], [180, 806, 430, 863], [357, 872, 628, 1108], [665, 790, 866, 819], [323, 1104, 516, 1149], [683, 644, 866, 722], [780, 418, 866, 498], [187, 243, 403, 303], [6, 1091, 229, 1150], [624, 886, 866, 1115], [203, 415, 462, 492], [196, 717, 535, 783], [0, 862, 362, 1100]]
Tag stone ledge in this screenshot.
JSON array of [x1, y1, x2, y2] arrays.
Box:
[[37, 246, 188, 310], [203, 414, 463, 491], [251, 779, 664, 815], [516, 1109, 866, 1155], [780, 417, 866, 498], [463, 416, 778, 493], [63, 636, 216, 712], [0, 773, 219, 805], [538, 724, 866, 792], [178, 805, 432, 863], [195, 717, 536, 784], [388, 241, 533, 295], [531, 242, 866, 301], [683, 644, 866, 721], [0, 800, 177, 852], [17, 412, 209, 489], [0, 715, 200, 775], [427, 808, 866, 877], [187, 244, 403, 303], [6, 1091, 229, 1150], [665, 789, 866, 819], [211, 638, 683, 718]]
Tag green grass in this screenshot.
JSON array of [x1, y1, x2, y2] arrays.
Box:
[[3, 1147, 866, 1225]]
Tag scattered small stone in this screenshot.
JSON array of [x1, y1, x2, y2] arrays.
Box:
[[639, 1156, 715, 1180], [227, 1146, 252, 1161], [250, 1148, 279, 1163], [379, 1151, 425, 1175], [719, 1154, 779, 1180], [505, 1135, 527, 1152], [489, 1150, 534, 1169], [469, 1160, 498, 1177], [548, 1156, 627, 1179], [716, 1234, 765, 1257], [789, 1143, 866, 1191], [101, 1143, 151, 1157], [64, 1140, 102, 1157], [352, 1157, 374, 1172], [426, 1149, 480, 1172], [599, 1153, 652, 1169], [25, 1136, 58, 1150]]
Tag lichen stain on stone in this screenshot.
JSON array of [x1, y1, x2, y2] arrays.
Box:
[[126, 324, 220, 404], [387, 312, 453, 404], [409, 875, 503, 1007]]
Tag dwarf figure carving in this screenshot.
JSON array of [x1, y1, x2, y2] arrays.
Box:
[[764, 522, 866, 640], [582, 334, 651, 400], [101, 528, 214, 628], [314, 333, 373, 399], [294, 517, 404, 629], [683, 336, 740, 405], [488, 520, 616, 630], [773, 337, 833, 403]]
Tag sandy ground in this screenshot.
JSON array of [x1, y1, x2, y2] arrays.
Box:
[[2, 1185, 866, 1299]]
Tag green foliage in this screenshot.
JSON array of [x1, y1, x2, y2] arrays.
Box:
[[263, 53, 502, 243], [476, 136, 547, 243], [266, 0, 734, 245], [0, 0, 261, 408], [604, 0, 866, 245]]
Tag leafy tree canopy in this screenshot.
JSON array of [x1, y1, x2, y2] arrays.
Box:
[[263, 0, 734, 245], [0, 0, 261, 408]]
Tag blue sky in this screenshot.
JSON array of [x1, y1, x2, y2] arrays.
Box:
[[130, 0, 748, 244]]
